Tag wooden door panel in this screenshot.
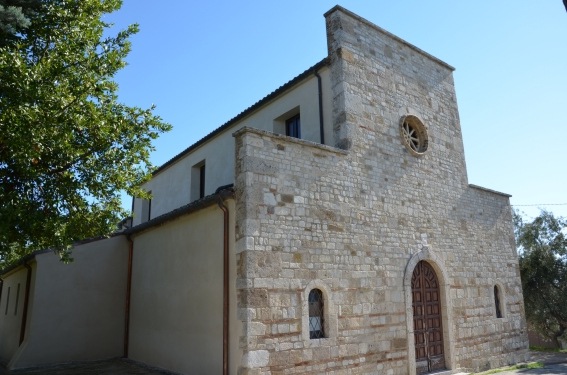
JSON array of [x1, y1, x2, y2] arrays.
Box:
[[411, 261, 446, 373]]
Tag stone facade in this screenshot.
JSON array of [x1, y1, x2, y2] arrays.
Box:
[[0, 6, 528, 375], [233, 6, 527, 375]]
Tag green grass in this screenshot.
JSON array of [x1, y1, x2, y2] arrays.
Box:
[[530, 345, 567, 353], [472, 362, 544, 374]]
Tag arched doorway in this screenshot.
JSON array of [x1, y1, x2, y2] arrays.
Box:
[[411, 261, 446, 374]]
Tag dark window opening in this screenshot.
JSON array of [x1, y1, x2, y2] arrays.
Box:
[[14, 283, 20, 315], [191, 160, 206, 202], [4, 287, 10, 315], [308, 289, 325, 339], [141, 192, 151, 223], [286, 114, 301, 139], [494, 285, 502, 318], [199, 164, 206, 199]]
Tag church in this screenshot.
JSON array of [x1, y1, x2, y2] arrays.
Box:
[[0, 6, 528, 374]]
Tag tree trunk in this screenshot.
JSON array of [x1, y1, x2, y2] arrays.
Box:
[[552, 325, 566, 349]]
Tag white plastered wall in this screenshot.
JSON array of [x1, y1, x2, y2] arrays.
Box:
[[129, 199, 240, 374], [133, 67, 332, 225], [6, 236, 129, 369], [0, 266, 29, 365]]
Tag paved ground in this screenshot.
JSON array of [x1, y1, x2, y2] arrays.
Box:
[[465, 351, 567, 375], [0, 358, 178, 375], [528, 350, 567, 365], [494, 363, 567, 375], [493, 351, 567, 375], [0, 351, 565, 374]]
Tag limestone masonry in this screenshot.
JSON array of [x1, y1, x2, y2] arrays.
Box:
[[233, 6, 527, 375]]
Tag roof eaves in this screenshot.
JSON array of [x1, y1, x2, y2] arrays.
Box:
[[124, 185, 235, 236], [0, 187, 235, 276], [153, 58, 329, 176], [0, 249, 50, 277]]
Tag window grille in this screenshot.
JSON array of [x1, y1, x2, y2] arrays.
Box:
[[400, 115, 428, 155], [308, 289, 325, 339]]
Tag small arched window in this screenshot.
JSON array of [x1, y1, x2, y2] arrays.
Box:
[[494, 285, 503, 318], [308, 289, 325, 339]]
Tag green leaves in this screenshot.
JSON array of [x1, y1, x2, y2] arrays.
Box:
[[0, 0, 41, 47], [0, 0, 171, 265], [515, 210, 567, 347]]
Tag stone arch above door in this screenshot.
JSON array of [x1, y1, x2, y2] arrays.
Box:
[[403, 248, 455, 375]]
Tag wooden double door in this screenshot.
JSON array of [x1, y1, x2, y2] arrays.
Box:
[[411, 261, 446, 374]]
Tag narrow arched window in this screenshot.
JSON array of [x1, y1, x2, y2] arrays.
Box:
[[494, 285, 503, 318], [308, 289, 325, 339]]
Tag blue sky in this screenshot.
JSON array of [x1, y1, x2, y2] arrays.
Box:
[[107, 1, 567, 220]]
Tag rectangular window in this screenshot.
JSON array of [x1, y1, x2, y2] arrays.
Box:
[[5, 287, 10, 315], [141, 193, 151, 223], [191, 160, 206, 201], [273, 107, 300, 137], [14, 283, 20, 315], [199, 164, 206, 199], [286, 114, 301, 139]]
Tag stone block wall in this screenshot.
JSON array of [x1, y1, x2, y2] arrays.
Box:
[[233, 6, 527, 375], [235, 128, 405, 374]]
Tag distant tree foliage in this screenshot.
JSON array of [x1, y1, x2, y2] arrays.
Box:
[[0, 0, 171, 265], [0, 0, 40, 47], [514, 210, 567, 348]]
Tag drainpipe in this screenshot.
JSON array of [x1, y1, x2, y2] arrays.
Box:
[[314, 70, 325, 145], [19, 263, 32, 345], [0, 277, 3, 306], [217, 193, 230, 375], [124, 235, 134, 358]]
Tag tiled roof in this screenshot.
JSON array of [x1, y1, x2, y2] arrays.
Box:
[[124, 185, 235, 236], [153, 58, 329, 175]]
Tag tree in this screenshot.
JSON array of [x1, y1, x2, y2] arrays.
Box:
[[0, 0, 41, 47], [514, 210, 567, 348], [0, 0, 171, 264]]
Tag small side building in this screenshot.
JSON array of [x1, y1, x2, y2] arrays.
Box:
[[0, 236, 128, 369]]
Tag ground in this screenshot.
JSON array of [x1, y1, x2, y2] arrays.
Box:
[[0, 358, 177, 375], [0, 351, 565, 374], [493, 363, 567, 375]]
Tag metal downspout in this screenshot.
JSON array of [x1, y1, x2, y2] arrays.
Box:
[[124, 235, 134, 358], [19, 263, 32, 345], [217, 193, 230, 375], [315, 70, 325, 145], [0, 277, 3, 307]]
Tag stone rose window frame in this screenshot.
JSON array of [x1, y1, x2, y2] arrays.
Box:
[[400, 115, 429, 156]]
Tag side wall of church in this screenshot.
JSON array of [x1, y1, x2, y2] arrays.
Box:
[[3, 236, 129, 370], [234, 6, 527, 375], [129, 201, 241, 374], [0, 266, 30, 366]]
